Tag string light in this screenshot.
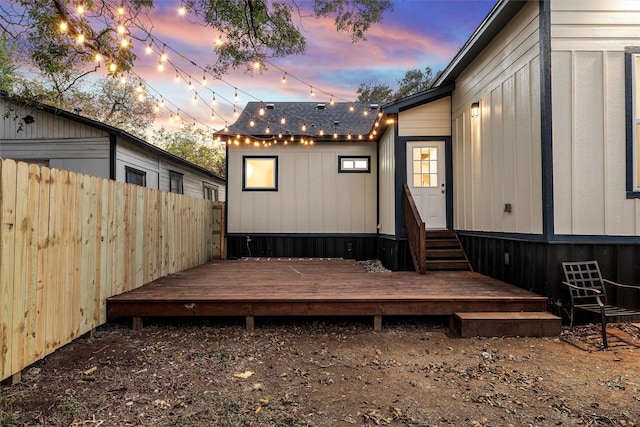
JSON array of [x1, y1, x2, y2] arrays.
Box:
[[301, 123, 307, 132], [136, 82, 144, 93], [120, 38, 130, 48], [215, 35, 223, 46], [280, 116, 286, 125], [212, 94, 217, 105], [117, 5, 125, 15], [146, 43, 153, 54], [160, 49, 167, 62], [178, 2, 186, 15], [249, 117, 255, 127], [59, 21, 68, 32], [234, 89, 239, 103], [201, 73, 207, 86], [76, 4, 86, 14], [119, 76, 127, 84], [282, 73, 287, 84], [157, 61, 164, 72], [117, 23, 126, 34], [188, 79, 193, 91], [76, 33, 85, 44], [192, 93, 198, 103], [310, 86, 315, 97], [259, 105, 265, 116], [94, 53, 102, 63]]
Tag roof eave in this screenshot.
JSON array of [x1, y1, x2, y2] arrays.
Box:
[[433, 0, 527, 88]]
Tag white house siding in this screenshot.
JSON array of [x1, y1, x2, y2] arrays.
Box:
[[158, 158, 226, 201], [452, 1, 542, 234], [115, 139, 160, 190], [1, 99, 111, 177], [378, 127, 395, 236], [227, 144, 377, 234], [398, 97, 451, 137], [551, 0, 640, 235]]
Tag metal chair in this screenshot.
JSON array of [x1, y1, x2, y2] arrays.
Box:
[[562, 261, 640, 348]]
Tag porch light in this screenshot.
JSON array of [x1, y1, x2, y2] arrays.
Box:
[[471, 101, 480, 118]]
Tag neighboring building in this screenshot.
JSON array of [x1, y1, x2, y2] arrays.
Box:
[[222, 101, 380, 259], [0, 92, 225, 200], [223, 0, 640, 310]]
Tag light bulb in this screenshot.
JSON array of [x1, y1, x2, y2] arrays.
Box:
[[157, 62, 164, 72], [282, 73, 287, 84], [210, 111, 215, 120], [117, 24, 126, 34], [265, 127, 270, 134], [76, 4, 85, 14], [136, 83, 143, 93], [259, 106, 265, 116], [358, 134, 363, 140], [234, 89, 239, 103], [301, 123, 306, 132], [94, 53, 102, 62], [280, 116, 286, 125], [333, 132, 338, 139], [192, 94, 198, 103], [253, 60, 261, 70], [249, 118, 255, 127], [233, 107, 238, 118], [174, 72, 180, 83], [188, 80, 193, 91], [330, 97, 335, 105], [117, 5, 125, 15], [363, 110, 369, 116], [137, 93, 146, 102], [178, 4, 186, 15], [212, 94, 217, 105], [201, 74, 207, 85], [120, 38, 129, 48], [224, 123, 229, 132], [349, 105, 354, 112], [153, 104, 160, 113], [109, 63, 118, 72], [76, 33, 85, 44], [347, 134, 352, 140], [146, 44, 153, 54], [159, 99, 165, 107], [310, 87, 315, 97], [119, 76, 127, 84], [160, 51, 167, 62], [59, 21, 68, 32], [319, 129, 324, 136], [215, 35, 223, 46]]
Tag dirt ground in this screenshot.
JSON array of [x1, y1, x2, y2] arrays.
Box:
[[1, 316, 639, 427]]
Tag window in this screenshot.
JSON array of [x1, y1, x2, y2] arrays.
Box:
[[412, 146, 438, 188], [169, 171, 184, 194], [243, 156, 278, 191], [125, 166, 146, 187], [627, 48, 640, 197], [203, 182, 218, 201], [338, 156, 370, 173]]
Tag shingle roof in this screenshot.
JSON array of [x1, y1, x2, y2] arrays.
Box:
[[221, 102, 380, 141]]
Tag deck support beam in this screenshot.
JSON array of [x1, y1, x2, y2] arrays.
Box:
[[246, 315, 255, 331], [373, 315, 382, 332], [132, 316, 143, 331]]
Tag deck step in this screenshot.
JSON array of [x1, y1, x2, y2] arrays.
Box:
[[426, 260, 471, 270], [424, 230, 472, 271], [453, 312, 562, 338]]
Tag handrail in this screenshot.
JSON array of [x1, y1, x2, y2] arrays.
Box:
[[403, 183, 426, 274]]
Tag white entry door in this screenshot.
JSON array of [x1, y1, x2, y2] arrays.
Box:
[[406, 141, 447, 229]]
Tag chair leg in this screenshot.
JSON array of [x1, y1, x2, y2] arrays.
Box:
[[599, 307, 608, 349]]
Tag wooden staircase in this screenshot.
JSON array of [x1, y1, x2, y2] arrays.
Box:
[[426, 230, 472, 271]]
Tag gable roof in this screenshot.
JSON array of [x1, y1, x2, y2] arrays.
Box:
[[222, 101, 380, 141], [0, 91, 225, 182]]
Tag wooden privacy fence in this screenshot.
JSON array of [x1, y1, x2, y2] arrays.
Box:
[[0, 158, 224, 382]]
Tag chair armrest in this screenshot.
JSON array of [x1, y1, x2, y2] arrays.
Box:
[[602, 279, 640, 290], [562, 281, 602, 294]]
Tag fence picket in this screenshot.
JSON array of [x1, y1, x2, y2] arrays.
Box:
[[0, 158, 224, 382]]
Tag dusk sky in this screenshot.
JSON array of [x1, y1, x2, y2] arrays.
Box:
[[128, 0, 499, 132]]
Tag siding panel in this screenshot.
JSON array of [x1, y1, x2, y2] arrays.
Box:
[[398, 97, 451, 137], [551, 1, 640, 236], [227, 144, 377, 234], [451, 1, 542, 234], [378, 128, 395, 235]]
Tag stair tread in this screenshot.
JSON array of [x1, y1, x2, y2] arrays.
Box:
[[455, 312, 560, 320]]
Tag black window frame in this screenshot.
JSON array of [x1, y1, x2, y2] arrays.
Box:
[[125, 166, 147, 187], [625, 47, 640, 198], [242, 155, 279, 191], [338, 155, 371, 173], [169, 170, 184, 194]]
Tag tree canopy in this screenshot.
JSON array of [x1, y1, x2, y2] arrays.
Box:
[[356, 67, 440, 103], [1, 0, 393, 81]]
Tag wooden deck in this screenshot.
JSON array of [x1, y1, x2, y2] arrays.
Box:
[[106, 259, 550, 330]]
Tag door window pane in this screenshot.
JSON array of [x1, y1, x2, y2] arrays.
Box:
[[412, 146, 438, 188]]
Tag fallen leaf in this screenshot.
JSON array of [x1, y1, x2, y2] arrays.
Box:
[[234, 370, 254, 379]]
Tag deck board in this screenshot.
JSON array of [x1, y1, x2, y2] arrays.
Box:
[[107, 259, 549, 319]]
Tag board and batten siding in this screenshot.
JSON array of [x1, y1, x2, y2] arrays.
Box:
[[451, 1, 542, 234], [551, 0, 640, 235], [227, 144, 377, 234], [378, 127, 395, 236], [398, 97, 451, 137]]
